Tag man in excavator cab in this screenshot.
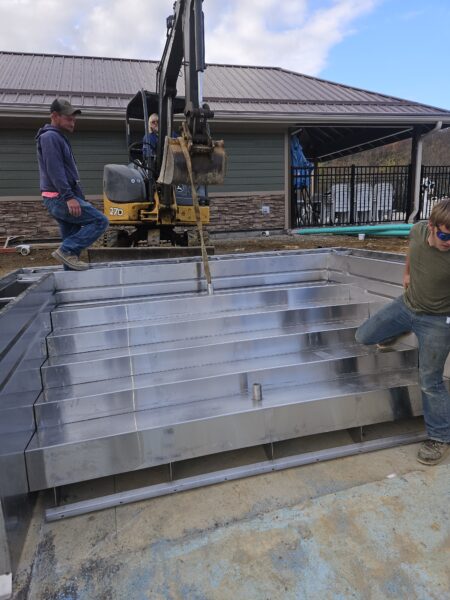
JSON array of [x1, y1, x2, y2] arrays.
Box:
[[102, 0, 226, 248], [142, 113, 159, 160]]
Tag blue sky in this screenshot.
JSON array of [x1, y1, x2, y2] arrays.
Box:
[[0, 0, 449, 109], [320, 0, 450, 109]]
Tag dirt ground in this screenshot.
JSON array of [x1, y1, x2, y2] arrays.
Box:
[[0, 233, 409, 279]]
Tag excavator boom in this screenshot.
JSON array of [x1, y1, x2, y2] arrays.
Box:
[[156, 0, 226, 189]]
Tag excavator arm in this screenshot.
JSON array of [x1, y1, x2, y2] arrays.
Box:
[[156, 0, 226, 192]]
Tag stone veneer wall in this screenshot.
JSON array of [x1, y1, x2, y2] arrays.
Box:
[[0, 193, 286, 239], [208, 193, 285, 232], [0, 198, 105, 239]]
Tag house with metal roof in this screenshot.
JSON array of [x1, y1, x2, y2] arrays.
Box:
[[1, 50, 450, 238]]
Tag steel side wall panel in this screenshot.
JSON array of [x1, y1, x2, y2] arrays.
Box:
[[328, 253, 406, 299], [0, 274, 55, 579], [54, 270, 329, 304], [0, 276, 53, 356], [328, 254, 420, 345], [26, 385, 423, 491], [53, 253, 330, 291]]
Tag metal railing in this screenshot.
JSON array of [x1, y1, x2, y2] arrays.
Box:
[[292, 165, 450, 227], [419, 166, 450, 220]]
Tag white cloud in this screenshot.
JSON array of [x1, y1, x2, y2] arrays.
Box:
[[0, 0, 79, 54], [0, 0, 379, 76], [203, 0, 378, 74], [78, 1, 168, 58]]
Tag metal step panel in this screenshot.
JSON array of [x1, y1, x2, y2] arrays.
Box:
[[42, 327, 365, 388], [55, 269, 330, 305], [53, 279, 333, 314], [53, 252, 330, 304], [26, 371, 422, 491], [50, 283, 370, 331], [46, 305, 367, 357], [34, 348, 418, 428], [45, 324, 362, 368]]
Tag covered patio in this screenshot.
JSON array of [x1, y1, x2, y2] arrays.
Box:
[[289, 112, 450, 228]]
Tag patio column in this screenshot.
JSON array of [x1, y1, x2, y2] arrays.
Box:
[[408, 122, 442, 222]]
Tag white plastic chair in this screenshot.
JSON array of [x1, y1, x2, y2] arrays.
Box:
[[374, 182, 394, 221], [355, 183, 373, 223], [331, 184, 350, 224]]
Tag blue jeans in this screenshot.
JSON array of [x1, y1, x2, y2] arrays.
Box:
[[43, 196, 109, 258], [355, 296, 450, 442]]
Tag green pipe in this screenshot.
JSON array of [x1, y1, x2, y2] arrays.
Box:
[[295, 224, 412, 235]]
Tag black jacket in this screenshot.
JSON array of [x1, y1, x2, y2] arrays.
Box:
[[35, 125, 83, 202]]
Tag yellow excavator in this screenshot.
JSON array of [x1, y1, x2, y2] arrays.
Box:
[[102, 0, 226, 247]]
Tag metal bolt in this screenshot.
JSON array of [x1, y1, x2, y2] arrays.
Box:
[[252, 383, 262, 402]]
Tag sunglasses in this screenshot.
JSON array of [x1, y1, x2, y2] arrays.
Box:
[[436, 226, 450, 242]]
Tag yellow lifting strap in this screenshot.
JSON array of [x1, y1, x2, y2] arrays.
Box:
[[177, 137, 214, 295]]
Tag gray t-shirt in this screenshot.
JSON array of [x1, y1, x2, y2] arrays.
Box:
[[403, 221, 450, 315]]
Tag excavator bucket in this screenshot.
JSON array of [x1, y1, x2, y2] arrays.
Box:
[[158, 137, 227, 186]]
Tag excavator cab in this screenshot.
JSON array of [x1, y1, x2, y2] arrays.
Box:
[[103, 90, 210, 245]]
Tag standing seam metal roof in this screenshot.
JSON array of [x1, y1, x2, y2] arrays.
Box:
[[1, 51, 450, 120]]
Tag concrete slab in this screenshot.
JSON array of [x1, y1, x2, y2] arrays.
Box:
[[11, 442, 450, 599]]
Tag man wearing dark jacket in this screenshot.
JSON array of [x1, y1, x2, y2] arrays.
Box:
[[36, 98, 108, 270]]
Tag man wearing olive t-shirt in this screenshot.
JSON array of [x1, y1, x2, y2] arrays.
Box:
[[356, 199, 450, 465]]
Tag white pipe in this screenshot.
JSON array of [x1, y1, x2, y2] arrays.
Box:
[[408, 121, 442, 223]]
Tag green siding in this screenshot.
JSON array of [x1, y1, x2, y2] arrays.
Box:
[[71, 133, 129, 194], [0, 129, 284, 196], [214, 133, 285, 193], [0, 131, 42, 195], [0, 129, 128, 196]]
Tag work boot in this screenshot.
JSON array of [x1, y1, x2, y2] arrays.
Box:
[[417, 439, 450, 466], [376, 342, 395, 352], [376, 333, 410, 352], [52, 248, 89, 271]]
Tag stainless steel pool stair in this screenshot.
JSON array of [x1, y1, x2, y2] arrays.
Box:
[[25, 264, 422, 492]]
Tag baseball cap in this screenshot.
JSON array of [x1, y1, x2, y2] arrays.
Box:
[[50, 98, 81, 116]]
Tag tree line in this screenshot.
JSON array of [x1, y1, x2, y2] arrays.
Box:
[[329, 127, 450, 167]]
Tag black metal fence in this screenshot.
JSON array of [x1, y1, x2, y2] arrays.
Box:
[[420, 166, 450, 220], [291, 165, 450, 227]]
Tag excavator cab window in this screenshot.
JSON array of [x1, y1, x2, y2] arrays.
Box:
[[128, 140, 145, 165]]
